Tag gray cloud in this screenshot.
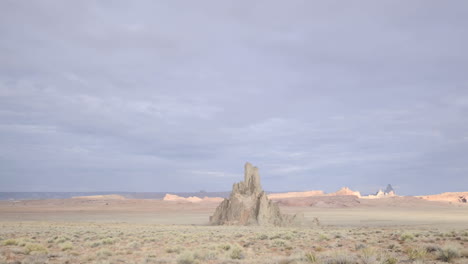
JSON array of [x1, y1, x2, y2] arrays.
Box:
[[1, 1, 468, 195]]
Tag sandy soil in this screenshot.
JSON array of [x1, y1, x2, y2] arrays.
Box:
[[1, 197, 467, 228]]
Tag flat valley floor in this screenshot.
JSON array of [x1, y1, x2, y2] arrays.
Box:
[[0, 198, 467, 264]]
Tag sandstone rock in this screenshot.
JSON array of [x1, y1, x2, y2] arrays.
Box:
[[210, 162, 304, 226], [329, 187, 361, 197], [71, 194, 126, 200], [418, 192, 468, 203], [164, 194, 223, 203], [164, 194, 200, 202], [268, 190, 325, 200]]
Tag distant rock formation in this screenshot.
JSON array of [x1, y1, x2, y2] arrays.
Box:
[[163, 194, 223, 203], [71, 194, 126, 200], [384, 184, 394, 194], [210, 162, 304, 226], [268, 190, 325, 200], [276, 195, 361, 208], [363, 184, 397, 199], [418, 192, 468, 203], [329, 187, 361, 197]]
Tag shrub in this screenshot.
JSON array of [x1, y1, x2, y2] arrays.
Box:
[[97, 249, 113, 258], [88, 241, 101, 248], [101, 238, 115, 245], [322, 252, 356, 264], [360, 247, 378, 264], [166, 247, 182, 254], [55, 236, 69, 243], [17, 238, 30, 247], [230, 246, 244, 260], [219, 244, 231, 251], [437, 245, 460, 262], [304, 252, 317, 263], [128, 241, 140, 249], [177, 252, 197, 264], [400, 233, 414, 242], [355, 244, 366, 250], [193, 250, 217, 261], [318, 234, 329, 241], [382, 256, 398, 264], [2, 239, 18, 246], [272, 239, 288, 247], [24, 243, 48, 254], [406, 247, 427, 261], [425, 244, 440, 253], [60, 242, 73, 251]]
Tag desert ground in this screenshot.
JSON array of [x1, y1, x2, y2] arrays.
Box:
[[1, 196, 467, 264]]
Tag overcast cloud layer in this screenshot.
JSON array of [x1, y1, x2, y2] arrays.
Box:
[[1, 1, 468, 195]]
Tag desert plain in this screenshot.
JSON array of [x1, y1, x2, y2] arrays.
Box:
[[1, 192, 467, 264]]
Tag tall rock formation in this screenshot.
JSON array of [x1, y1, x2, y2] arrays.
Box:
[[210, 162, 303, 226], [384, 184, 395, 195]]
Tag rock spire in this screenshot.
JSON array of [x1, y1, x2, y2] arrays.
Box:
[[210, 162, 303, 226]]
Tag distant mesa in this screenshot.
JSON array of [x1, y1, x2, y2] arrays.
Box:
[[71, 194, 126, 200], [163, 194, 223, 203], [268, 187, 361, 201], [329, 187, 362, 197], [418, 192, 468, 203], [268, 190, 325, 200], [210, 162, 305, 226]]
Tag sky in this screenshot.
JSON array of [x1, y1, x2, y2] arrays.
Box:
[[1, 1, 468, 195]]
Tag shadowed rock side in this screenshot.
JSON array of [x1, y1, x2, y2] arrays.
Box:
[[210, 162, 304, 226]]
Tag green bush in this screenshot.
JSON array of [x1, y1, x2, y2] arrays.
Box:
[[219, 244, 231, 251], [230, 246, 244, 260], [2, 239, 18, 246], [24, 243, 48, 254]]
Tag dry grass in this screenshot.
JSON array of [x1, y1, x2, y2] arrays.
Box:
[[0, 222, 467, 264]]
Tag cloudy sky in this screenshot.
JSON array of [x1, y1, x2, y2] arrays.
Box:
[[1, 1, 467, 195]]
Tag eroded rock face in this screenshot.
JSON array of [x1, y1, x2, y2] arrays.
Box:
[[210, 162, 303, 226]]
